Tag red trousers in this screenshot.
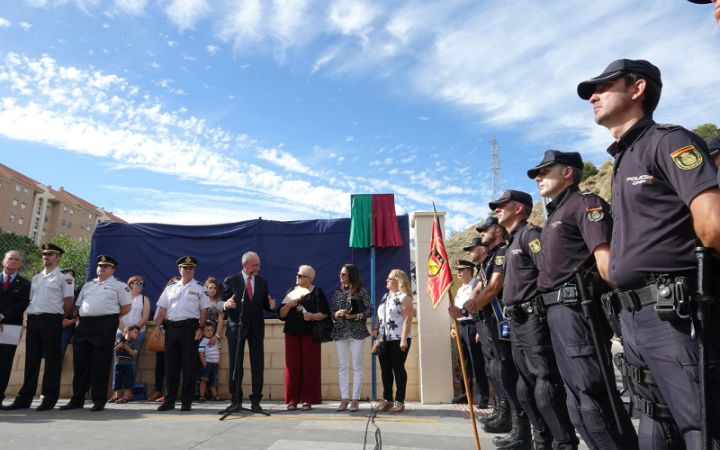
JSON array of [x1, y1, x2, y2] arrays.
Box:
[[284, 332, 322, 405]]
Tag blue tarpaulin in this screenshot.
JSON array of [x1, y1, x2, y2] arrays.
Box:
[[88, 216, 411, 316]]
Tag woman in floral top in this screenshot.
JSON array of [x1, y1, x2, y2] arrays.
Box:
[[372, 269, 413, 414], [330, 264, 372, 412]]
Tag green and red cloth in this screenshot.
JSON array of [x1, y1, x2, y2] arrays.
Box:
[[349, 194, 403, 248]]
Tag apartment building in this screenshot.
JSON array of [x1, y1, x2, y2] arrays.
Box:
[[0, 163, 126, 244]]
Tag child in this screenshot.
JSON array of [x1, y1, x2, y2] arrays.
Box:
[[198, 323, 221, 402], [112, 325, 139, 403]]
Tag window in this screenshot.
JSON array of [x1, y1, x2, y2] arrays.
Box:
[[9, 214, 15, 223], [23, 188, 29, 194], [12, 199, 17, 206], [20, 202, 26, 210], [18, 218, 24, 225], [87, 213, 92, 219], [15, 184, 21, 192], [63, 206, 67, 212], [61, 218, 66, 226], [69, 208, 74, 215]]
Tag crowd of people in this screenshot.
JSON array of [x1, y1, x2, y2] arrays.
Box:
[[0, 247, 414, 416]]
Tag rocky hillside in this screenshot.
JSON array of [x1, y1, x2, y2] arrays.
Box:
[[445, 160, 613, 266]]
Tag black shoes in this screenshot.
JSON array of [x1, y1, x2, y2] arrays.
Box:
[[35, 403, 55, 412], [250, 402, 263, 413], [180, 403, 191, 412], [157, 402, 175, 411], [59, 402, 84, 411], [90, 404, 105, 412], [2, 402, 31, 411], [451, 393, 468, 404]]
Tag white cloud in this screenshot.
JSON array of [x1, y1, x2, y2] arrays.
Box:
[[328, 0, 379, 40], [256, 147, 315, 175], [164, 0, 211, 31], [206, 44, 219, 56], [217, 0, 263, 49], [115, 0, 147, 16], [0, 18, 11, 28], [167, 40, 178, 47]]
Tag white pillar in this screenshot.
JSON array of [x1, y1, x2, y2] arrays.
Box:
[[411, 211, 453, 404]]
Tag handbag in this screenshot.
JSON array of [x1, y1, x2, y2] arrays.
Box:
[[312, 317, 333, 343], [372, 328, 386, 356], [146, 327, 165, 352]]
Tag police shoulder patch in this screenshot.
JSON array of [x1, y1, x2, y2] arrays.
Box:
[[671, 145, 703, 170], [586, 206, 604, 222], [495, 255, 505, 266], [124, 286, 130, 292], [528, 239, 541, 254]]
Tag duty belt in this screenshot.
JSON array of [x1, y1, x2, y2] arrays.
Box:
[[616, 284, 657, 312], [165, 318, 198, 328], [538, 283, 580, 308]]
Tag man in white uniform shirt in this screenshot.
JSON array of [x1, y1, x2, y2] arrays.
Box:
[[3, 244, 74, 412], [60, 255, 131, 412], [155, 256, 211, 412]]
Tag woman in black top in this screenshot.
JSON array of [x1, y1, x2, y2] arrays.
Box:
[[278, 265, 329, 411]]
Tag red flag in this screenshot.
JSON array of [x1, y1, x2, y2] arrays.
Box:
[[426, 214, 453, 308]]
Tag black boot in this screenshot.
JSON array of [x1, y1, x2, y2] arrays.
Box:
[[493, 411, 531, 449], [482, 399, 511, 433], [479, 399, 504, 424]]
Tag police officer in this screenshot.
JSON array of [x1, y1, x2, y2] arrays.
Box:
[[491, 189, 578, 450], [155, 256, 211, 412], [59, 255, 132, 412], [578, 58, 720, 449], [466, 217, 531, 448], [528, 150, 638, 450], [3, 244, 74, 411], [0, 251, 31, 408], [449, 256, 490, 410]]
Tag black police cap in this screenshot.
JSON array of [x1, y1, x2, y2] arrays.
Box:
[[527, 150, 583, 179], [475, 216, 499, 233], [462, 237, 486, 252], [706, 138, 720, 158], [577, 59, 662, 100], [488, 189, 533, 212], [177, 256, 198, 267], [41, 243, 64, 255], [96, 255, 118, 267], [454, 259, 475, 270], [687, 0, 712, 3]]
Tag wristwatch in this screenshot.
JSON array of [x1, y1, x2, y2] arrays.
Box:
[[460, 308, 469, 317]]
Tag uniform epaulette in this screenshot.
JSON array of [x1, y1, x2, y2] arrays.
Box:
[[656, 123, 681, 131], [196, 280, 203, 286], [167, 277, 179, 286], [579, 189, 594, 196]]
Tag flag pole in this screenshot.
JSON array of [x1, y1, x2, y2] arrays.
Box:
[[431, 205, 481, 450]]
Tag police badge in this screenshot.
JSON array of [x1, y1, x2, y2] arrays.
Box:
[[671, 145, 703, 170], [528, 239, 541, 254], [586, 207, 604, 222]]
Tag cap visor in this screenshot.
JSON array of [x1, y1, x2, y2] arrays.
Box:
[[526, 161, 555, 179], [577, 70, 624, 99]]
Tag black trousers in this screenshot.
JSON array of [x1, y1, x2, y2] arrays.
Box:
[[227, 320, 264, 403], [510, 310, 578, 449], [620, 304, 720, 450], [477, 316, 521, 412], [0, 343, 18, 403], [378, 338, 411, 403], [457, 320, 489, 403], [154, 351, 165, 393], [164, 320, 199, 406], [547, 304, 638, 450], [70, 314, 118, 406], [16, 314, 63, 406]]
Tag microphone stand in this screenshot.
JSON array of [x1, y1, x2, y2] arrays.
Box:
[[219, 274, 270, 419]]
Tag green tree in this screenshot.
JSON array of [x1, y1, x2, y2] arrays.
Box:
[[50, 235, 91, 288], [0, 231, 42, 278], [582, 161, 599, 182], [692, 123, 720, 139]]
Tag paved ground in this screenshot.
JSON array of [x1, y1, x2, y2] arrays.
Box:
[[0, 399, 593, 450]]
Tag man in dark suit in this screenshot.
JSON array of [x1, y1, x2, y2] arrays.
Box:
[[219, 251, 276, 412], [0, 250, 31, 407]]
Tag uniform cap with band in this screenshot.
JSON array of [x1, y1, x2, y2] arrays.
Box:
[[577, 59, 662, 100], [41, 243, 65, 255], [527, 150, 584, 179], [475, 216, 500, 233], [454, 259, 475, 270], [96, 255, 118, 267], [176, 256, 198, 267]]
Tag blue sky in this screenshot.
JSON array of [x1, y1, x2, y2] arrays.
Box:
[[0, 0, 718, 233]]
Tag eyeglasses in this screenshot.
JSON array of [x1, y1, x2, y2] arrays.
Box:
[[296, 274, 308, 278], [131, 281, 145, 286], [339, 272, 348, 277]]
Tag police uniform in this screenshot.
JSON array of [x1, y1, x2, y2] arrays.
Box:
[[4, 244, 74, 411], [453, 259, 490, 408], [578, 59, 720, 449], [608, 118, 717, 447], [63, 255, 132, 411], [530, 151, 638, 450], [495, 190, 578, 449], [156, 256, 211, 411], [474, 238, 526, 438]]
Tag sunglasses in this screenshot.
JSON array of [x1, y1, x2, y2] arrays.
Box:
[[131, 281, 145, 286], [339, 272, 348, 277], [296, 274, 308, 278]]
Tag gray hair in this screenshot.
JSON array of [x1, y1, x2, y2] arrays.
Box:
[[242, 251, 259, 265], [3, 250, 23, 263]]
